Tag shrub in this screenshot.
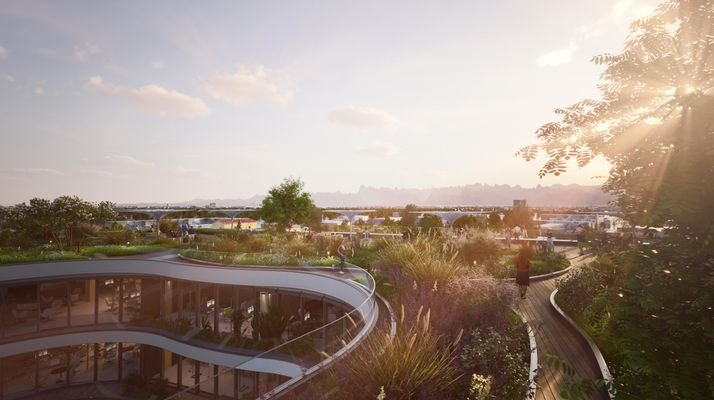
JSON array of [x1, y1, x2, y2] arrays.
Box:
[[379, 234, 461, 283], [313, 235, 343, 257], [457, 235, 502, 270], [93, 229, 138, 245], [0, 249, 86, 264], [460, 326, 530, 399], [213, 239, 240, 253], [81, 244, 169, 257], [251, 304, 292, 342], [283, 239, 317, 258], [337, 306, 463, 399]]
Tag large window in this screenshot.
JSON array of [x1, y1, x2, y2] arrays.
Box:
[[6, 284, 38, 337], [97, 278, 119, 325], [97, 342, 118, 382], [69, 279, 95, 326], [39, 281, 68, 331]]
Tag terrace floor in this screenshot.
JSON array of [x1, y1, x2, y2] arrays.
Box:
[[516, 250, 610, 400]]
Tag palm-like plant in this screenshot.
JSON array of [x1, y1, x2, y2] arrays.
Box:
[[519, 0, 714, 232]]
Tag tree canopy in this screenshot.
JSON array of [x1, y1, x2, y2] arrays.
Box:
[[0, 196, 117, 250], [519, 0, 714, 233], [259, 177, 316, 231], [452, 215, 484, 230], [418, 214, 444, 231], [400, 204, 418, 226], [519, 1, 714, 398]]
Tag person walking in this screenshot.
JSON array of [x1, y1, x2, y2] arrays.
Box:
[[337, 238, 347, 274], [515, 242, 532, 299], [546, 231, 555, 253]]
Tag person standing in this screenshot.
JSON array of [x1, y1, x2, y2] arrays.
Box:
[[546, 231, 555, 253], [576, 225, 586, 255], [337, 239, 347, 274], [513, 225, 522, 242], [515, 242, 532, 299]]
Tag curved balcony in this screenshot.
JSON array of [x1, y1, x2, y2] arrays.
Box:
[[0, 259, 378, 399]]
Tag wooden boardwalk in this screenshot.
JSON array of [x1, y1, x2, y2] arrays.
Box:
[[516, 251, 610, 400]]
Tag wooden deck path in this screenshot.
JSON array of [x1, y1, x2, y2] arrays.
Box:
[[516, 250, 610, 400]]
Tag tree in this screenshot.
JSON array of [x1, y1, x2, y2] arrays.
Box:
[[400, 204, 418, 227], [452, 215, 484, 230], [519, 2, 714, 398], [418, 214, 444, 231], [487, 212, 503, 231], [1, 196, 117, 250], [259, 178, 316, 231], [503, 207, 532, 229], [518, 0, 714, 233]]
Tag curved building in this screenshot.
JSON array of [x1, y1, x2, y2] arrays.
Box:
[[0, 259, 378, 399]]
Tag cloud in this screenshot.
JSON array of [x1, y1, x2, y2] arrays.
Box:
[[86, 76, 210, 118], [199, 65, 293, 106], [542, 1, 657, 67], [150, 59, 166, 70], [80, 169, 132, 179], [579, 0, 656, 39], [0, 46, 7, 59], [4, 74, 15, 82], [13, 168, 63, 176], [33, 86, 44, 96], [328, 106, 401, 132], [74, 43, 101, 63], [356, 141, 399, 157], [177, 167, 210, 178], [536, 42, 577, 67], [99, 155, 154, 168]]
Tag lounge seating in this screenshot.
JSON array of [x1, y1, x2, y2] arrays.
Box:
[[40, 306, 56, 320], [104, 297, 117, 311], [12, 308, 28, 322]]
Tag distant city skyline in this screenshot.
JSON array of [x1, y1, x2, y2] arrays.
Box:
[[0, 0, 657, 204]]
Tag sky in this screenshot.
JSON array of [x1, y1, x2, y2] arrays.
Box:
[[0, 0, 659, 205]]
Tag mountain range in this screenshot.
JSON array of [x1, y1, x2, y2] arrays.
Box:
[[127, 183, 612, 208]]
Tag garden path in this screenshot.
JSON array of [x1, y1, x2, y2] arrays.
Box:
[[516, 249, 610, 400]]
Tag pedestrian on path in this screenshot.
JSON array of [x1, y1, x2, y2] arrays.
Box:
[[546, 231, 555, 253], [337, 238, 347, 274], [515, 241, 532, 299]]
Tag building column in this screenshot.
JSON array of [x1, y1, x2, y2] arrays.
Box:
[[118, 343, 123, 381], [213, 365, 219, 398], [177, 355, 182, 388], [36, 285, 40, 333], [86, 280, 95, 303], [194, 360, 200, 393], [66, 281, 71, 326], [94, 280, 99, 325], [159, 280, 165, 320], [118, 279, 124, 323], [195, 284, 201, 328], [213, 286, 219, 334], [93, 344, 98, 382], [163, 350, 172, 380], [1, 286, 6, 338]]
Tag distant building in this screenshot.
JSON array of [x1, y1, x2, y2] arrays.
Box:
[[513, 200, 528, 209], [212, 218, 258, 230]]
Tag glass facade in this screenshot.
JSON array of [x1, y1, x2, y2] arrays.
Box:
[[0, 275, 358, 399]]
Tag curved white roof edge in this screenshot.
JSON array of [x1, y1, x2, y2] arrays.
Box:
[[1, 260, 379, 386], [0, 260, 367, 310], [0, 330, 301, 378]]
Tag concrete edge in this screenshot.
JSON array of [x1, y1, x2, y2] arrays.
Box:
[[549, 289, 616, 399], [375, 292, 397, 339], [512, 308, 538, 400]]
